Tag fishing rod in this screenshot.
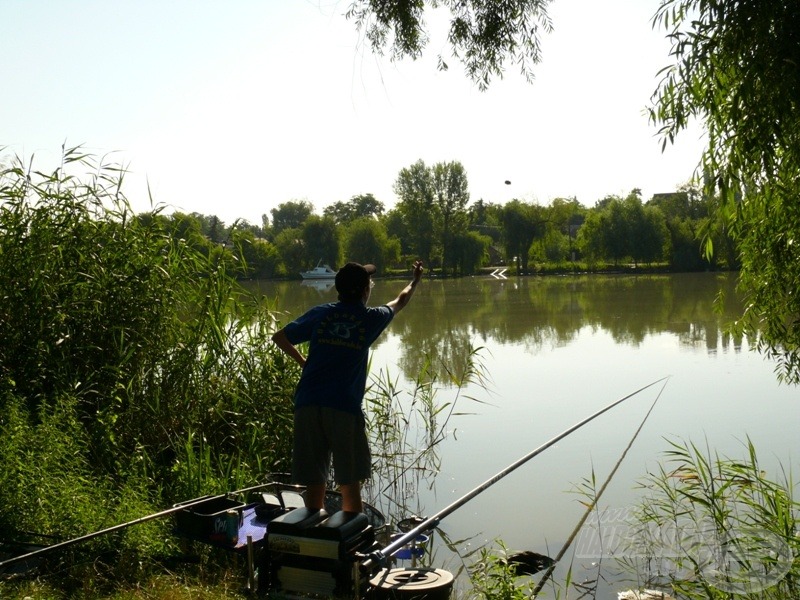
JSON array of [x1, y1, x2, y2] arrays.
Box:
[[360, 376, 670, 573], [0, 482, 273, 570], [532, 378, 668, 595]]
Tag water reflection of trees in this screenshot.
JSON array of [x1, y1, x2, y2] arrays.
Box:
[[391, 273, 743, 382], [247, 272, 744, 386]]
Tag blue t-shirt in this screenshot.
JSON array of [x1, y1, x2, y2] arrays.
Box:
[[283, 301, 394, 415]]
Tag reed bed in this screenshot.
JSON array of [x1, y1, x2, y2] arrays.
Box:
[[0, 148, 295, 596]]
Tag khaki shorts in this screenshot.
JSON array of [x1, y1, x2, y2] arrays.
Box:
[[292, 405, 371, 486]]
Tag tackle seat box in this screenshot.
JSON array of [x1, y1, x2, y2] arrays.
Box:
[[308, 510, 370, 540], [266, 510, 375, 596], [267, 509, 373, 555], [267, 507, 328, 535]]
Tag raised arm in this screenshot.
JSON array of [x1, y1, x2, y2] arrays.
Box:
[[271, 329, 307, 368], [386, 260, 424, 315]]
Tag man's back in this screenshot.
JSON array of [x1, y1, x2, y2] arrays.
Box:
[[285, 301, 393, 414]]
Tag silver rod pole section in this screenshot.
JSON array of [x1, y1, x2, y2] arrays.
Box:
[[361, 376, 669, 572], [0, 483, 273, 569]]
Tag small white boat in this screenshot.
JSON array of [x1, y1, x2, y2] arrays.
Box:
[[300, 262, 336, 280]]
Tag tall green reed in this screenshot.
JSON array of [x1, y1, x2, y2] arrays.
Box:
[[622, 438, 798, 598], [363, 345, 490, 525], [0, 147, 297, 589]]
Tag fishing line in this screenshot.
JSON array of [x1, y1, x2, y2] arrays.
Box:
[[360, 376, 670, 572], [532, 376, 670, 596]]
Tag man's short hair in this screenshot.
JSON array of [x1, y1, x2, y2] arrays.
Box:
[[335, 262, 376, 301]]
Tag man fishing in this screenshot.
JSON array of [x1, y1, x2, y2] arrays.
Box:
[[271, 260, 424, 513]]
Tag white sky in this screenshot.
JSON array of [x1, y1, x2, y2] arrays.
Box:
[[2, 0, 705, 226]]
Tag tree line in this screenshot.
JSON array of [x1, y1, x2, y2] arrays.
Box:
[[160, 158, 736, 280]]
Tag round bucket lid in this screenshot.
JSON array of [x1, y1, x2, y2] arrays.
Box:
[[369, 568, 454, 600]]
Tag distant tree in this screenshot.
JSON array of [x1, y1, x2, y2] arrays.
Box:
[[648, 185, 710, 271], [501, 200, 543, 272], [245, 214, 269, 240], [184, 212, 220, 241], [621, 191, 667, 266], [578, 196, 628, 265], [576, 210, 605, 265], [270, 200, 314, 236], [274, 228, 305, 276], [450, 230, 490, 275], [232, 229, 280, 279], [207, 215, 223, 243], [160, 212, 232, 267], [578, 192, 669, 266], [664, 216, 706, 271], [353, 193, 385, 219], [394, 160, 439, 265], [383, 237, 402, 269], [467, 199, 503, 243], [144, 213, 232, 271], [167, 212, 204, 243], [301, 216, 340, 269], [323, 193, 385, 224], [602, 199, 630, 265], [630, 204, 670, 266], [432, 161, 470, 274], [345, 0, 553, 90], [532, 227, 569, 264], [382, 208, 412, 255], [323, 202, 349, 224], [648, 185, 708, 223], [546, 197, 585, 261], [230, 219, 272, 245], [344, 217, 395, 273], [593, 195, 616, 211]]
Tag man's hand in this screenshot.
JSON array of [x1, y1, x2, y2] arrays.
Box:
[[411, 260, 423, 283], [387, 260, 424, 315], [271, 329, 307, 368]]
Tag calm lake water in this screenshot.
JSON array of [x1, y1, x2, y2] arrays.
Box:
[[250, 272, 799, 597]]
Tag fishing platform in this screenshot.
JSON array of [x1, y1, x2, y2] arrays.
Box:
[[170, 481, 453, 599]]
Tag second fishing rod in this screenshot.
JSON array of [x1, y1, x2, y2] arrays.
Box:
[[360, 376, 669, 572]]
